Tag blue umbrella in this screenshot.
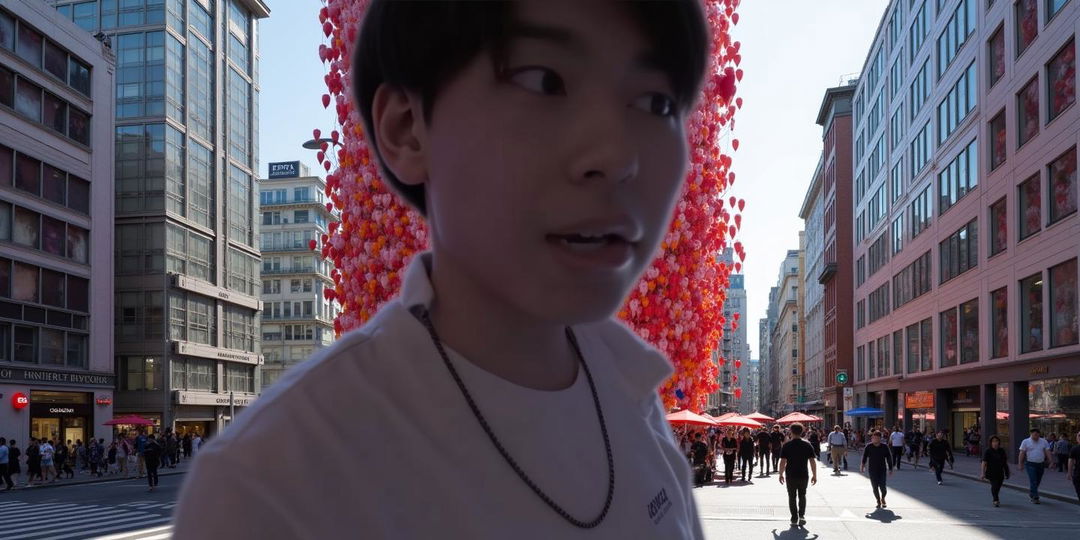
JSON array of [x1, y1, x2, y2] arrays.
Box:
[[845, 407, 885, 417]]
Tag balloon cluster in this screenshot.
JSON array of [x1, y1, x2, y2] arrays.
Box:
[[315, 0, 744, 412]]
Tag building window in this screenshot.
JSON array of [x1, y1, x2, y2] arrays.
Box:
[[959, 298, 979, 363], [116, 124, 166, 214], [15, 78, 41, 122], [857, 255, 866, 287], [1048, 146, 1077, 224], [989, 110, 1007, 170], [990, 198, 1008, 256], [43, 39, 68, 82], [1019, 174, 1042, 240], [941, 307, 959, 367], [868, 233, 890, 277], [892, 214, 904, 255], [13, 206, 39, 249], [43, 92, 67, 134], [165, 126, 186, 218], [920, 318, 933, 371], [890, 161, 904, 203], [911, 60, 931, 122], [1018, 77, 1040, 147], [893, 330, 904, 374], [122, 357, 162, 391], [15, 153, 40, 195], [13, 325, 36, 363], [911, 184, 933, 238], [989, 26, 1006, 87], [906, 322, 920, 373], [1047, 40, 1076, 123], [1048, 0, 1070, 20], [911, 120, 932, 174], [227, 247, 258, 296], [857, 300, 866, 329], [937, 0, 977, 78], [188, 34, 213, 142], [940, 219, 978, 284], [1016, 0, 1039, 57], [225, 363, 255, 393], [869, 282, 891, 324], [228, 165, 253, 246], [0, 10, 13, 51], [116, 32, 165, 119], [227, 68, 251, 166], [0, 65, 13, 108], [1020, 273, 1044, 353], [857, 345, 865, 381], [938, 62, 978, 146], [16, 23, 42, 68], [910, 2, 929, 65], [1049, 258, 1078, 347], [991, 287, 1008, 358], [938, 138, 978, 214]]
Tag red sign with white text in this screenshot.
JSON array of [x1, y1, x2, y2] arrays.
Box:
[[12, 392, 29, 410]]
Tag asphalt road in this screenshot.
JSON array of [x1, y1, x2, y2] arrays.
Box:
[[695, 455, 1080, 539]]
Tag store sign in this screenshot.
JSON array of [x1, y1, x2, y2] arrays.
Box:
[[174, 391, 257, 407], [12, 392, 29, 410], [0, 367, 115, 388], [48, 407, 76, 414], [269, 161, 300, 179], [174, 275, 261, 310], [1031, 365, 1049, 375], [96, 396, 113, 405], [905, 391, 935, 409], [174, 341, 264, 365]]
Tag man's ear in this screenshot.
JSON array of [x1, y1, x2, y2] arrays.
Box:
[[371, 84, 429, 187]]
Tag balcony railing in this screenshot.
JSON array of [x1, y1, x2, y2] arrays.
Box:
[[261, 267, 317, 275], [261, 313, 335, 323], [260, 244, 315, 253]]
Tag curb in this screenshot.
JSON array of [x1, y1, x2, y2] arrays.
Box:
[[3, 468, 188, 491], [940, 468, 1078, 506]]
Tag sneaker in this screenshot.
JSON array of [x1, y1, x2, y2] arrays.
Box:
[[790, 517, 799, 525], [881, 500, 886, 508], [1034, 498, 1040, 504], [937, 481, 942, 485], [799, 517, 806, 526], [993, 500, 999, 507]]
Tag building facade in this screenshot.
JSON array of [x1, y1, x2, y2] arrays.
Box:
[[49, 0, 271, 437], [258, 161, 339, 387], [0, 0, 115, 446], [816, 83, 858, 427], [850, 0, 1079, 449], [799, 160, 827, 417], [748, 358, 761, 413], [769, 248, 803, 416]]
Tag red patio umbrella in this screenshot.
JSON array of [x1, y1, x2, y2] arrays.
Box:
[[717, 415, 764, 429], [776, 412, 818, 425], [104, 415, 155, 426], [666, 410, 718, 427], [745, 412, 775, 422], [713, 412, 740, 422]]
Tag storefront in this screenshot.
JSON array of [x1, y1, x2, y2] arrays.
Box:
[[904, 391, 936, 436], [949, 386, 981, 449], [0, 366, 116, 446], [29, 391, 92, 444]]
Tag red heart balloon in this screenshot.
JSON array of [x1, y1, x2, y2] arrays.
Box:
[[738, 199, 745, 211], [313, 129, 321, 140], [732, 139, 740, 151], [732, 13, 740, 25]]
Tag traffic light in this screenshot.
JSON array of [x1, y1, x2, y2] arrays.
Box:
[[836, 371, 849, 385]]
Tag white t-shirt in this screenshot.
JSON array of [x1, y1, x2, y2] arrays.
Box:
[[1019, 437, 1051, 463], [890, 431, 905, 447], [174, 253, 703, 539]]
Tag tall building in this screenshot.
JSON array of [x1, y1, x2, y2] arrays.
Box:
[[49, 0, 271, 437], [0, 0, 115, 447], [850, 0, 1079, 449], [758, 317, 771, 414], [816, 82, 857, 427], [800, 163, 827, 418], [748, 358, 761, 413], [707, 248, 749, 414], [768, 248, 802, 416], [258, 160, 339, 387]]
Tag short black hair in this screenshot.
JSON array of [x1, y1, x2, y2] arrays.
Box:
[[1031, 428, 1041, 434], [352, 0, 708, 216], [790, 423, 804, 436]]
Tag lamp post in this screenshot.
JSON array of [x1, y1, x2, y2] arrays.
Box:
[[302, 138, 341, 150]]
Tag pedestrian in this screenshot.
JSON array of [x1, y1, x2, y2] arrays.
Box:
[[89, 438, 104, 477], [968, 426, 981, 457], [117, 437, 129, 477], [75, 439, 86, 473], [980, 435, 1010, 507], [720, 429, 737, 484], [25, 439, 41, 486], [182, 433, 192, 459], [1068, 432, 1080, 504], [161, 430, 173, 468], [7, 440, 20, 486], [756, 427, 772, 476], [738, 427, 755, 482], [1018, 428, 1053, 504], [0, 437, 12, 491], [191, 433, 202, 458], [808, 428, 821, 461], [860, 431, 894, 509], [778, 423, 817, 526], [827, 425, 848, 473], [1053, 433, 1070, 473], [770, 425, 784, 473], [888, 426, 905, 470], [927, 430, 953, 485], [144, 434, 162, 492], [135, 430, 148, 478], [107, 441, 118, 475], [40, 439, 57, 483], [910, 429, 924, 469], [54, 440, 69, 480], [166, 431, 179, 468]]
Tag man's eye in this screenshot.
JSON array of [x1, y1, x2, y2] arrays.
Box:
[[632, 93, 677, 117], [508, 67, 566, 96]]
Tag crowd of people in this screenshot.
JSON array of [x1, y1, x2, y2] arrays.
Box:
[[0, 429, 206, 492]]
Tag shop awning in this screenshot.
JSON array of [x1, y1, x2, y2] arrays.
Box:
[[845, 407, 885, 417]]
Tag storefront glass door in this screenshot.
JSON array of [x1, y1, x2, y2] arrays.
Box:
[[31, 417, 61, 442]]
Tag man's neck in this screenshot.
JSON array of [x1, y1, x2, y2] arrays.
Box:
[[428, 250, 579, 391]]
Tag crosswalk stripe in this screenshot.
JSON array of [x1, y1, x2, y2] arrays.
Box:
[[0, 509, 138, 535], [39, 516, 172, 540], [0, 507, 115, 527], [0, 504, 85, 520], [9, 514, 160, 540], [94, 525, 173, 540]]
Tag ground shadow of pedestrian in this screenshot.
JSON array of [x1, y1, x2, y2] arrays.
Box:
[[771, 525, 819, 540], [864, 508, 902, 523]]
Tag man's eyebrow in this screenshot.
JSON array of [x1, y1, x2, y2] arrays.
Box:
[[505, 22, 585, 54]]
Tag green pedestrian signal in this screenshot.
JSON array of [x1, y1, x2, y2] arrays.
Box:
[[836, 372, 849, 385]]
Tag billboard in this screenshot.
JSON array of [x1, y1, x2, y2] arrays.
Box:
[[268, 161, 301, 179]]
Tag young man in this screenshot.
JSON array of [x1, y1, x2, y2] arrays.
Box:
[[827, 425, 847, 473], [909, 429, 924, 469], [690, 433, 709, 488], [144, 434, 162, 492], [1068, 432, 1080, 505], [927, 431, 953, 486], [0, 437, 11, 490], [860, 431, 894, 508], [738, 428, 756, 482], [175, 1, 709, 537], [1053, 433, 1070, 473], [770, 425, 785, 473], [1018, 428, 1053, 504], [888, 426, 905, 470], [756, 428, 772, 476], [39, 439, 56, 483], [778, 423, 817, 526]]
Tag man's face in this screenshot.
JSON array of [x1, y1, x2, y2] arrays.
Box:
[[1031, 432, 1040, 441], [872, 435, 881, 445], [419, 0, 690, 324]]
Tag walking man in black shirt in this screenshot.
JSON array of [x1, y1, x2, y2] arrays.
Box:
[[738, 428, 756, 482], [691, 433, 709, 487], [927, 430, 954, 485], [770, 425, 785, 473], [756, 428, 772, 476], [779, 423, 817, 526], [861, 431, 895, 508]]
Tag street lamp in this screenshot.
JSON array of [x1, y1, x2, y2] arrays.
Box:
[[302, 137, 341, 150]]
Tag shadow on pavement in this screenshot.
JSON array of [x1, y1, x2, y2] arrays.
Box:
[[770, 525, 819, 540], [863, 508, 902, 523]]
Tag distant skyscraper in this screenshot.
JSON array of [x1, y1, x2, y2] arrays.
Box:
[[49, 0, 271, 437]]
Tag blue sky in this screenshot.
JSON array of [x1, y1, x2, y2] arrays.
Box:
[[257, 0, 891, 356]]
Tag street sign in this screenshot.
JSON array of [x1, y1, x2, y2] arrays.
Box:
[[843, 387, 853, 397], [836, 371, 849, 384]]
